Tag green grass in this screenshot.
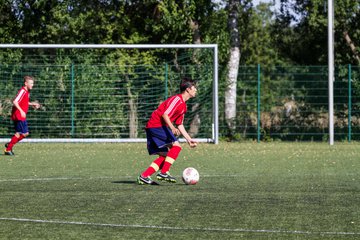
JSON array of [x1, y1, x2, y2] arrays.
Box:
[[0, 142, 359, 239]]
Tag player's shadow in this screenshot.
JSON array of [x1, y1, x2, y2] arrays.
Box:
[[111, 180, 164, 186], [112, 180, 136, 184]]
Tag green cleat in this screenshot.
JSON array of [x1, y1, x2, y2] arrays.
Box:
[[156, 172, 177, 183], [137, 175, 159, 185], [4, 150, 15, 156], [4, 143, 14, 155]]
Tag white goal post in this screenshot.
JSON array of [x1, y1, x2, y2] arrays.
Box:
[[0, 44, 219, 144]]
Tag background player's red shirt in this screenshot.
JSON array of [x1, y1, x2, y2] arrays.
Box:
[[11, 87, 29, 121], [146, 94, 187, 128]]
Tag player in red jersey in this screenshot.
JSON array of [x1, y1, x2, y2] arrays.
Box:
[[4, 76, 41, 155], [137, 77, 198, 185]]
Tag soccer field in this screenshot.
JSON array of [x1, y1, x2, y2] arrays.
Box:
[[0, 142, 359, 239]]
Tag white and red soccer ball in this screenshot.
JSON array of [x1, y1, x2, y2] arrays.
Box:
[[182, 167, 200, 185]]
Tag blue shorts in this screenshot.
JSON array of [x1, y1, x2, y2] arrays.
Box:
[[146, 127, 178, 155], [13, 120, 29, 134]]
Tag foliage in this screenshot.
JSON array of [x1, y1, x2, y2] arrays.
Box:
[[1, 0, 360, 140], [274, 0, 360, 65]]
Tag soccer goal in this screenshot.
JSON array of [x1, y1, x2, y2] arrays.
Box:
[[0, 44, 218, 144]]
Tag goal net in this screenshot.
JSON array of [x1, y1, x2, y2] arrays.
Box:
[[0, 44, 218, 143]]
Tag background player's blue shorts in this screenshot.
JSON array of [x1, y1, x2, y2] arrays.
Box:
[[146, 126, 178, 155], [13, 120, 29, 134]]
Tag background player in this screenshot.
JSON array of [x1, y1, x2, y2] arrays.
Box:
[[137, 77, 198, 185], [4, 76, 41, 155]]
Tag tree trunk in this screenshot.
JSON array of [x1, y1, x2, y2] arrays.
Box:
[[189, 19, 201, 44], [343, 31, 360, 65], [225, 0, 240, 137], [188, 18, 201, 137], [126, 76, 138, 138]]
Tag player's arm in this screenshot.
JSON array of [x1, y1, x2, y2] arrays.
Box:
[[162, 113, 180, 136], [13, 99, 26, 118], [177, 124, 197, 148], [29, 100, 41, 109]]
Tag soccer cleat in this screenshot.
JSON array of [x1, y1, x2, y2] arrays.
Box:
[[156, 172, 177, 183], [4, 143, 14, 155], [4, 150, 15, 156], [137, 175, 159, 185]]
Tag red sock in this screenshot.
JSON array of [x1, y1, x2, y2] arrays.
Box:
[[161, 146, 182, 174], [6, 134, 26, 151], [141, 156, 166, 177], [6, 135, 20, 151]]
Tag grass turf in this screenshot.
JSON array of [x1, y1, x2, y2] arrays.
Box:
[[0, 142, 359, 239]]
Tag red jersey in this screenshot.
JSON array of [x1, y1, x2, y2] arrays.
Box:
[[146, 94, 187, 128], [11, 87, 30, 121]]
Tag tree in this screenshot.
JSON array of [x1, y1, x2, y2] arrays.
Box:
[[225, 0, 240, 138], [274, 0, 360, 65], [0, 0, 20, 43]]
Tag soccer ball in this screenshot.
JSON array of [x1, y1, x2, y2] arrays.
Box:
[[182, 167, 199, 185]]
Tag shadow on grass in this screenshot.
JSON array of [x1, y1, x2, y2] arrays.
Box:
[[111, 180, 184, 186], [111, 180, 163, 186], [112, 180, 137, 184]]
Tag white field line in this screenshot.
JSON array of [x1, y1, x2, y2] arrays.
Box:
[[0, 176, 113, 182], [0, 217, 359, 236]]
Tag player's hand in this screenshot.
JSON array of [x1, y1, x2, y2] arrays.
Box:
[[172, 127, 180, 136], [32, 101, 41, 110], [188, 139, 198, 148], [20, 110, 26, 118]]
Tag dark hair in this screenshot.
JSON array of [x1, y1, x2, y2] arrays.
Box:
[[179, 77, 196, 92]]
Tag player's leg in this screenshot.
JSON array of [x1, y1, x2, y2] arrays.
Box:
[[137, 153, 166, 185], [156, 142, 182, 183], [4, 132, 20, 155], [137, 127, 177, 185], [4, 121, 29, 155], [140, 153, 166, 177], [137, 128, 167, 185]]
